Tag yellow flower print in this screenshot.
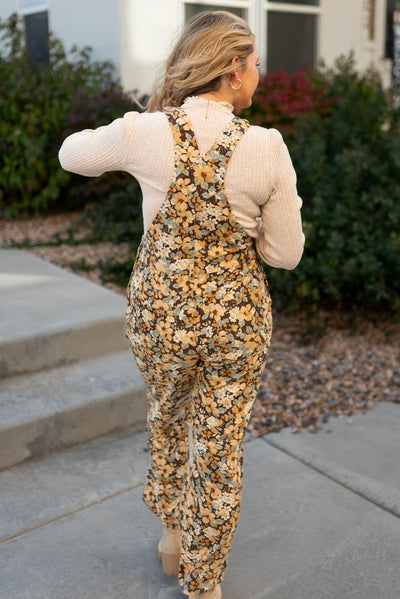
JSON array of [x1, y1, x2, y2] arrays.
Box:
[[207, 245, 226, 259], [229, 305, 254, 323], [179, 144, 200, 164], [172, 127, 183, 145], [173, 329, 198, 346], [192, 163, 215, 185], [208, 374, 225, 389], [155, 321, 173, 340], [173, 274, 190, 293], [142, 308, 155, 322], [216, 505, 231, 520], [249, 287, 263, 303], [219, 257, 240, 270], [242, 331, 263, 352], [153, 299, 170, 311], [173, 198, 189, 212], [201, 303, 225, 319], [204, 480, 219, 499], [179, 211, 195, 229], [218, 394, 233, 409], [189, 274, 207, 294]]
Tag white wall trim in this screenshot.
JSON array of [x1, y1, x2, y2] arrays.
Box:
[[18, 1, 49, 16], [265, 2, 321, 15], [184, 0, 249, 7]]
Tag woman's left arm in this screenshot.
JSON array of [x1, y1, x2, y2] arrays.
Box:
[[256, 128, 305, 270], [58, 111, 140, 177]]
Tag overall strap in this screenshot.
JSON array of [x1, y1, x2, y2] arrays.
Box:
[[204, 116, 251, 171], [165, 108, 250, 179]]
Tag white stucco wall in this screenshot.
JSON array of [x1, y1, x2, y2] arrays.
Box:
[[0, 0, 17, 19], [50, 0, 121, 76], [320, 0, 390, 82], [119, 0, 180, 95], [0, 0, 18, 54]]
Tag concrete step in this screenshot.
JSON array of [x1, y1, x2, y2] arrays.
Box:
[[0, 350, 146, 471], [0, 427, 149, 543], [0, 249, 129, 378]]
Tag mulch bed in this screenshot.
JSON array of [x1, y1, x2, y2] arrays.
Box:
[[1, 212, 399, 437]]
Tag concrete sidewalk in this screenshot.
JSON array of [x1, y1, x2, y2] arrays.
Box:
[[1, 402, 399, 599]]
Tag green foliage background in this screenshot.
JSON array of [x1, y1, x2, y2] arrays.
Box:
[[0, 13, 141, 216], [244, 58, 400, 312], [1, 13, 399, 313]]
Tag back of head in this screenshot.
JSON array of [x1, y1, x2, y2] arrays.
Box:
[[146, 11, 255, 112]]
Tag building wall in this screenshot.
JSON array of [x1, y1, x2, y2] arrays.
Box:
[[0, 0, 23, 56], [119, 0, 180, 95], [50, 0, 121, 77], [320, 0, 391, 83], [0, 0, 121, 77], [0, 0, 392, 93], [1, 0, 16, 17]]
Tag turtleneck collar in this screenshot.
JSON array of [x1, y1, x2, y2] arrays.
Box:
[[182, 96, 234, 114]]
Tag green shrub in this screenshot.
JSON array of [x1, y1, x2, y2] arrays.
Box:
[[0, 13, 138, 216], [80, 183, 143, 245], [246, 56, 400, 312], [78, 183, 143, 288]]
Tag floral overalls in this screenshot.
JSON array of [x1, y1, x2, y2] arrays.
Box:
[[126, 108, 272, 595]]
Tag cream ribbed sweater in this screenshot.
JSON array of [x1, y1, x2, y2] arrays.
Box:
[[58, 96, 304, 269]]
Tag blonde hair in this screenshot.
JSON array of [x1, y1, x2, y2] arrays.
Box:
[[146, 11, 255, 112]]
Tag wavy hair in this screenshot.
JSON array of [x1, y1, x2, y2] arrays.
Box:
[[146, 11, 255, 112]]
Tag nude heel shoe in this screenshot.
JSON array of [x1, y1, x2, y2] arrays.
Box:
[[157, 526, 181, 576], [189, 584, 222, 599]]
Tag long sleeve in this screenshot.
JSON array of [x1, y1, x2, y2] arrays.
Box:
[[256, 129, 305, 270], [58, 100, 305, 272], [58, 111, 140, 177]]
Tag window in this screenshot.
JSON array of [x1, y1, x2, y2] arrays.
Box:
[[18, 0, 49, 64], [270, 0, 319, 6], [391, 4, 400, 89], [265, 2, 320, 74], [182, 0, 321, 74], [386, 0, 399, 58], [269, 0, 319, 4], [185, 3, 246, 22], [266, 10, 317, 73]]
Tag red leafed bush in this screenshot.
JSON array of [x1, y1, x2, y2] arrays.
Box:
[[246, 69, 334, 134]]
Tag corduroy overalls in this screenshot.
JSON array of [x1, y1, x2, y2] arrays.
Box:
[[126, 108, 272, 594]]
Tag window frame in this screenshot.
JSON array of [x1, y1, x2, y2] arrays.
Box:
[[17, 0, 50, 64], [361, 0, 378, 50], [181, 0, 322, 73], [263, 1, 321, 73], [18, 0, 49, 17]]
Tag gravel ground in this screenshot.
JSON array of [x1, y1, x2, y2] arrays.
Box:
[[1, 212, 399, 437]]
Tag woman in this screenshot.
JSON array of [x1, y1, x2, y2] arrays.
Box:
[[59, 11, 304, 598]]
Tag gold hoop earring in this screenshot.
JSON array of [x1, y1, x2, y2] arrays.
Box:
[[230, 78, 242, 90]]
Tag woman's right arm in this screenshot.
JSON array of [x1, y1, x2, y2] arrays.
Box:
[[58, 111, 140, 177]]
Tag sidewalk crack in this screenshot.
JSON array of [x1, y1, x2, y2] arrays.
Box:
[[261, 436, 400, 520], [0, 480, 144, 544]]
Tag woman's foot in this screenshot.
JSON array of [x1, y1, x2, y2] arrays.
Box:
[[157, 526, 181, 576], [188, 584, 222, 599]]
